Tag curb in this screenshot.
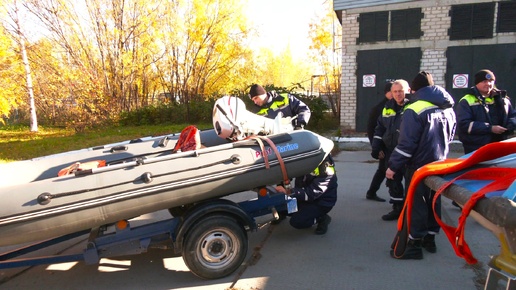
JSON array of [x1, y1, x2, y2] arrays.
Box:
[[332, 137, 464, 153]]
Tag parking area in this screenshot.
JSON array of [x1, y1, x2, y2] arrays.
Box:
[[0, 150, 500, 290]]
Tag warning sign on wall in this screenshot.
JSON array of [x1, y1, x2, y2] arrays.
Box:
[[363, 74, 376, 87], [453, 74, 469, 89]]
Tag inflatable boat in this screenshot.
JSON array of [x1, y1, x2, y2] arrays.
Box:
[[0, 96, 334, 247]]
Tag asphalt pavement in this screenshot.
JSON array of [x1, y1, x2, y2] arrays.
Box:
[[0, 147, 500, 290]]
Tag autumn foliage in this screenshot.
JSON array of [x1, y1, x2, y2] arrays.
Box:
[[0, 0, 341, 131]]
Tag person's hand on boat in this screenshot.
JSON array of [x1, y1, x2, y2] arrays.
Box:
[[292, 119, 305, 130], [275, 185, 287, 194]]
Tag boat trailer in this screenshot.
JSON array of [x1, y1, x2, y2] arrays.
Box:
[[0, 186, 296, 280]]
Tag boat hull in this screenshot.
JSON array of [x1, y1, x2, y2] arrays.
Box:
[[0, 130, 333, 246]]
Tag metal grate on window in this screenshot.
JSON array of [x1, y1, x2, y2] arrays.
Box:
[[357, 11, 388, 44], [497, 1, 516, 33], [449, 3, 494, 40], [391, 8, 423, 41]]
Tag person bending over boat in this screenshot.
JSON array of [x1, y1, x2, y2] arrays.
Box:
[[248, 84, 311, 130], [274, 155, 338, 235]]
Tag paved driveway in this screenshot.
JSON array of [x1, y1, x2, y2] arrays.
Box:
[[0, 150, 499, 290]]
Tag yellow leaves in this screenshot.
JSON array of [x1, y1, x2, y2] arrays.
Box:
[[1, 0, 340, 126], [0, 25, 23, 119]]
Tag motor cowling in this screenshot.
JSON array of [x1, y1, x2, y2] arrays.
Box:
[[212, 96, 293, 141]]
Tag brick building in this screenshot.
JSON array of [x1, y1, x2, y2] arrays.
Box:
[[333, 0, 516, 132]]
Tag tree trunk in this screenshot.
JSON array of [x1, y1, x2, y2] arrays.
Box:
[[14, 1, 38, 132]]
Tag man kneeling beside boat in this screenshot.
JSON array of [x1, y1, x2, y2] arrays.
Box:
[[274, 155, 338, 235]]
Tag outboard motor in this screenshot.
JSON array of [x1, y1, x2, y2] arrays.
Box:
[[212, 96, 293, 141]]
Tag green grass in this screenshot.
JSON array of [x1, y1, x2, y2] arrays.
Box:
[[0, 124, 212, 163], [0, 116, 341, 163]]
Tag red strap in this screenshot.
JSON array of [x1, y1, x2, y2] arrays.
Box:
[[394, 141, 516, 261], [398, 141, 516, 233], [432, 168, 516, 264]]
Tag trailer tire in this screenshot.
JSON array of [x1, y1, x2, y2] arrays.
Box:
[[182, 214, 247, 279]]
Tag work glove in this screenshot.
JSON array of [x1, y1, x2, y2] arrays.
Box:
[[292, 119, 305, 130]]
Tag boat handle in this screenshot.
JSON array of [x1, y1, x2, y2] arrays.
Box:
[[110, 145, 128, 153], [158, 137, 169, 147]]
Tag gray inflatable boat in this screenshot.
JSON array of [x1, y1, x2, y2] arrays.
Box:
[[0, 97, 334, 247]]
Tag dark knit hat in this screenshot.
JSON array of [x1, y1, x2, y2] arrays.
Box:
[[411, 71, 434, 92], [474, 69, 495, 85], [249, 84, 266, 98], [384, 81, 393, 94]]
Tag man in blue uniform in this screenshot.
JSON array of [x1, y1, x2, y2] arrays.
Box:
[[387, 71, 456, 260], [371, 79, 410, 220], [249, 84, 311, 129], [275, 155, 338, 235], [365, 81, 393, 202], [457, 69, 516, 154]]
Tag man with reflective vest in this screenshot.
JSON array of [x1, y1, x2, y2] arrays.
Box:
[[456, 69, 516, 154], [371, 79, 410, 221], [364, 81, 393, 202], [275, 154, 338, 235], [248, 84, 311, 129], [386, 71, 456, 260]]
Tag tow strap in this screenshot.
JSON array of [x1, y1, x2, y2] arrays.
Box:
[[391, 141, 516, 262], [250, 135, 291, 195], [432, 167, 516, 264]]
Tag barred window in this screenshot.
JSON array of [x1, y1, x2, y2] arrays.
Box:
[[358, 11, 388, 43], [497, 1, 516, 33], [391, 8, 423, 41], [357, 9, 422, 44], [449, 3, 495, 40]]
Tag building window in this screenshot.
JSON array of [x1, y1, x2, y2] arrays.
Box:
[[358, 11, 388, 43], [449, 3, 495, 40], [391, 8, 422, 41], [497, 1, 516, 33], [357, 9, 422, 44]]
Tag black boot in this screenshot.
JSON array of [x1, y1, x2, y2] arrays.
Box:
[[390, 238, 423, 260], [366, 193, 386, 202], [315, 214, 332, 235], [422, 234, 437, 253], [382, 204, 402, 221]]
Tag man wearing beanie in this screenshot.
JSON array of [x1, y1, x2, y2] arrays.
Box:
[[248, 84, 311, 130], [456, 69, 516, 154], [387, 71, 456, 260]]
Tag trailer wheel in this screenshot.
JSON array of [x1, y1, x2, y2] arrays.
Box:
[[182, 215, 247, 279]]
